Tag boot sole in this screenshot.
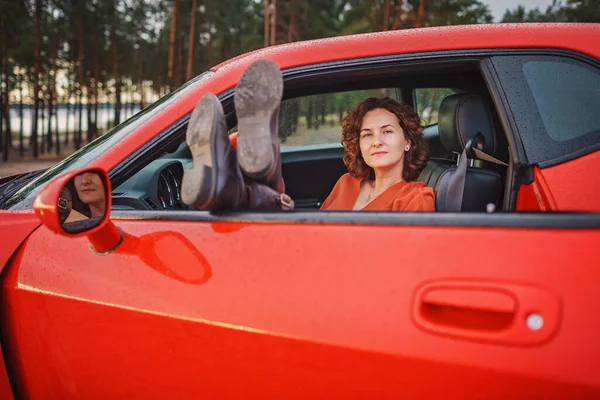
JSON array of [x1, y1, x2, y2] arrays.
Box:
[[181, 94, 219, 209], [235, 60, 283, 181]]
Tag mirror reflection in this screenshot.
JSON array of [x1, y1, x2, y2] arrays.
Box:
[[59, 171, 108, 234]]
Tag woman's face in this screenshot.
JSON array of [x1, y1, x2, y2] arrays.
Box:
[[74, 172, 106, 206], [359, 108, 410, 174]]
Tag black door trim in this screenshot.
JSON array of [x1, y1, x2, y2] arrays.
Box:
[[111, 210, 600, 229]]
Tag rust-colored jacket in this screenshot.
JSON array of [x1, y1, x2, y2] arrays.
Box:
[[320, 173, 435, 211]]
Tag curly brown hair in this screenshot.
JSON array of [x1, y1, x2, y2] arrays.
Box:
[[341, 97, 429, 182]]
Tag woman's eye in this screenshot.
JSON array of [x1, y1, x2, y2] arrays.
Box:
[[362, 133, 372, 138], [384, 130, 393, 134]]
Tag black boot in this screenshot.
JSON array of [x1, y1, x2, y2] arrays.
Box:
[[234, 59, 284, 192], [243, 178, 294, 210], [182, 93, 294, 211], [181, 93, 245, 210]]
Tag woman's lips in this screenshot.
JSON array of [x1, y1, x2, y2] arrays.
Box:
[[372, 151, 387, 156]]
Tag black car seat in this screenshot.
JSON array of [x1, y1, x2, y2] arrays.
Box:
[[432, 93, 506, 212], [418, 156, 454, 188]]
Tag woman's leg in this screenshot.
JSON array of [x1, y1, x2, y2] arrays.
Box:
[[181, 93, 245, 210], [234, 59, 285, 193], [181, 91, 293, 210]]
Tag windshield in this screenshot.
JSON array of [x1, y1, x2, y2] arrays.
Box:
[[5, 71, 214, 210]]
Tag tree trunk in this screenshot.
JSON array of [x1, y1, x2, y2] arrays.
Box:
[[138, 35, 144, 109], [94, 85, 100, 137], [93, 27, 100, 138], [270, 0, 277, 46], [76, 85, 82, 149], [155, 33, 164, 97], [124, 83, 129, 119], [320, 95, 326, 125], [18, 71, 24, 156], [175, 26, 182, 87], [2, 53, 10, 162], [77, 1, 85, 146], [71, 94, 77, 145], [391, 2, 403, 30], [112, 12, 121, 125], [47, 26, 59, 153], [287, 11, 295, 42], [412, 0, 428, 28], [94, 89, 99, 136], [307, 97, 313, 129], [47, 84, 54, 152], [31, 0, 42, 158], [425, 88, 438, 126], [130, 87, 135, 116], [368, 0, 380, 31], [186, 0, 197, 82], [264, 0, 270, 47], [55, 98, 60, 156], [40, 97, 46, 154], [167, 0, 179, 90], [65, 94, 70, 145], [87, 75, 94, 143], [383, 0, 390, 30], [114, 76, 121, 127], [219, 43, 225, 64]]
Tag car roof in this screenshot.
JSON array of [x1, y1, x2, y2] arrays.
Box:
[[211, 23, 600, 75]]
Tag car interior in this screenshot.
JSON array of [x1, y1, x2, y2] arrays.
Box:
[[110, 57, 512, 213]]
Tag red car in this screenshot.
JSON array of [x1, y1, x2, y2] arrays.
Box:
[[1, 23, 599, 399]]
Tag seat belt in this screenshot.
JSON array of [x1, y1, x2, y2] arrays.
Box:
[[472, 148, 508, 167], [444, 135, 508, 212]]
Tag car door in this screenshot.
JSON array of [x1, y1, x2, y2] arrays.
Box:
[[4, 213, 600, 399], [3, 51, 600, 399]]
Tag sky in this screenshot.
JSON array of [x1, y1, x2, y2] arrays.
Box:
[[486, 0, 556, 21]]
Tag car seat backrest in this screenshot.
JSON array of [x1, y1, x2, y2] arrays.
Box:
[[434, 93, 503, 212]]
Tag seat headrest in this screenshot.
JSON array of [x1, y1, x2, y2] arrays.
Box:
[[438, 94, 496, 155]]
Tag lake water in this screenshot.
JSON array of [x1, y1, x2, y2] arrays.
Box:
[[5, 104, 142, 137]]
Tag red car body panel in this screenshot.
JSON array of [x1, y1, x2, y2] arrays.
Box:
[[0, 212, 40, 399], [3, 221, 600, 398], [0, 212, 40, 274], [0, 348, 12, 400], [517, 150, 600, 212], [516, 167, 558, 211], [537, 150, 600, 212], [1, 23, 600, 398]]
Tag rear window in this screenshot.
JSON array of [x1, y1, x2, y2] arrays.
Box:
[[491, 54, 600, 167], [523, 60, 600, 142], [413, 88, 460, 126]]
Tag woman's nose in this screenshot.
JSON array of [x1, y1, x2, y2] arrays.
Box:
[[81, 173, 92, 184], [372, 133, 383, 146]]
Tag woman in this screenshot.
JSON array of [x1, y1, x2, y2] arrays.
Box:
[[320, 97, 434, 211], [64, 171, 107, 223]]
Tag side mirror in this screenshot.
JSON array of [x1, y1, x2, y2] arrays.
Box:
[[33, 167, 122, 253]]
